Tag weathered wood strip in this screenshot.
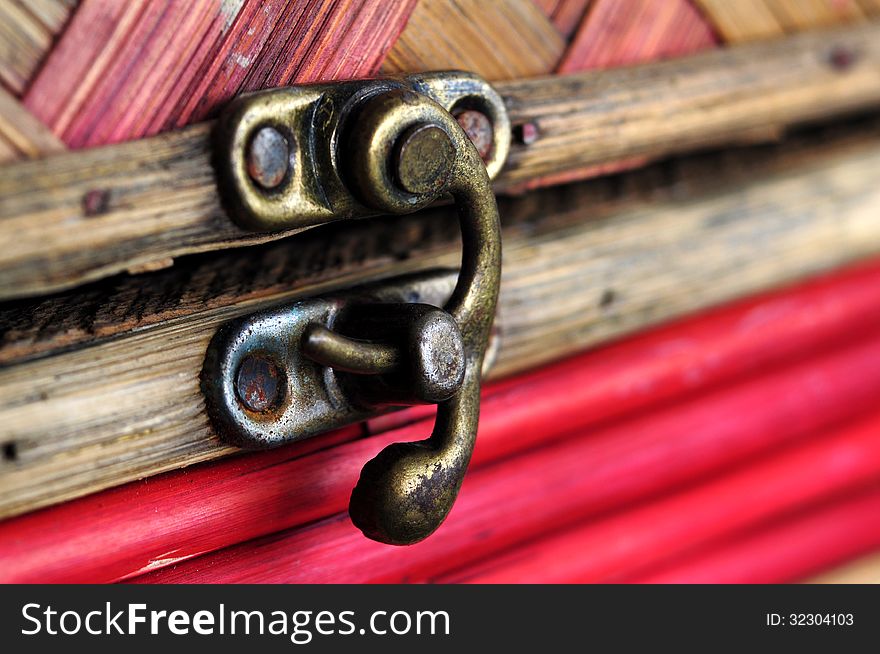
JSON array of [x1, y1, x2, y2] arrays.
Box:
[[500, 23, 880, 190], [807, 549, 880, 583], [2, 25, 880, 299], [548, 0, 716, 186], [1, 123, 880, 518], [0, 87, 65, 162], [859, 0, 880, 16]]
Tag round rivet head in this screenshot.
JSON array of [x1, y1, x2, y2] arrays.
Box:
[[454, 109, 493, 161], [393, 123, 455, 196], [235, 353, 284, 413], [246, 126, 290, 189]]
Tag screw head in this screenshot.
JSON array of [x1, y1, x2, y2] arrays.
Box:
[[517, 122, 539, 145], [393, 123, 455, 196], [235, 353, 284, 413], [829, 45, 858, 71], [454, 109, 493, 161], [246, 126, 290, 189]]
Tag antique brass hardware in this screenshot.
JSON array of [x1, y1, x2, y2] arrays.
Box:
[[213, 71, 509, 231], [203, 73, 507, 545]]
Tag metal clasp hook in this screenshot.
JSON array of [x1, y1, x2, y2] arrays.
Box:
[[203, 73, 507, 545]]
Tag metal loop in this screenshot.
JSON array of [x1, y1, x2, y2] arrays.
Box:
[[339, 88, 501, 545]]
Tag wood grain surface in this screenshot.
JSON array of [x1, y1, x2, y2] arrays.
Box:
[[2, 118, 880, 518], [2, 25, 880, 300], [807, 549, 880, 583], [0, 86, 65, 163], [4, 256, 880, 582], [381, 0, 565, 80]]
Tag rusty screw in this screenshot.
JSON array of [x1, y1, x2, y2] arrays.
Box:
[[516, 122, 539, 145], [393, 123, 456, 196], [235, 352, 284, 413], [828, 45, 858, 71], [454, 109, 494, 161], [246, 126, 290, 189]]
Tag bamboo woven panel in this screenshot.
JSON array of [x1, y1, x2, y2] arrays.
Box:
[[380, 0, 566, 80], [24, 0, 418, 147], [692, 0, 787, 41], [534, 0, 592, 37], [558, 0, 716, 71], [0, 0, 866, 155], [0, 0, 75, 94]]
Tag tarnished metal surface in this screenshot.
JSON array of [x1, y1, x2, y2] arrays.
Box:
[[202, 272, 458, 448], [244, 126, 290, 190], [302, 306, 466, 404], [393, 123, 456, 196], [454, 109, 494, 161], [213, 71, 510, 231], [234, 352, 284, 413], [206, 73, 504, 545]]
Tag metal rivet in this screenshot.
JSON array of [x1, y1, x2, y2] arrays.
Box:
[[454, 109, 493, 161], [393, 123, 455, 196], [246, 126, 290, 189], [829, 45, 858, 71], [235, 353, 284, 413], [516, 122, 539, 145]]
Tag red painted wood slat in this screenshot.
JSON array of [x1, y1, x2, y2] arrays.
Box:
[[440, 411, 880, 583], [134, 333, 880, 583], [3, 260, 880, 583], [634, 488, 880, 583], [370, 258, 880, 433]]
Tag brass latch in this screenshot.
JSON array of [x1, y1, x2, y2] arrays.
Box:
[[202, 73, 509, 545]]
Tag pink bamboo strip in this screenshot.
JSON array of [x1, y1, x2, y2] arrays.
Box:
[[442, 412, 880, 583], [558, 0, 717, 72], [5, 261, 880, 582], [24, 0, 417, 147], [133, 333, 880, 583], [632, 489, 880, 583], [534, 0, 592, 38]]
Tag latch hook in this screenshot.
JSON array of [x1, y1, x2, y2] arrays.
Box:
[[337, 88, 500, 545], [204, 74, 506, 545]]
